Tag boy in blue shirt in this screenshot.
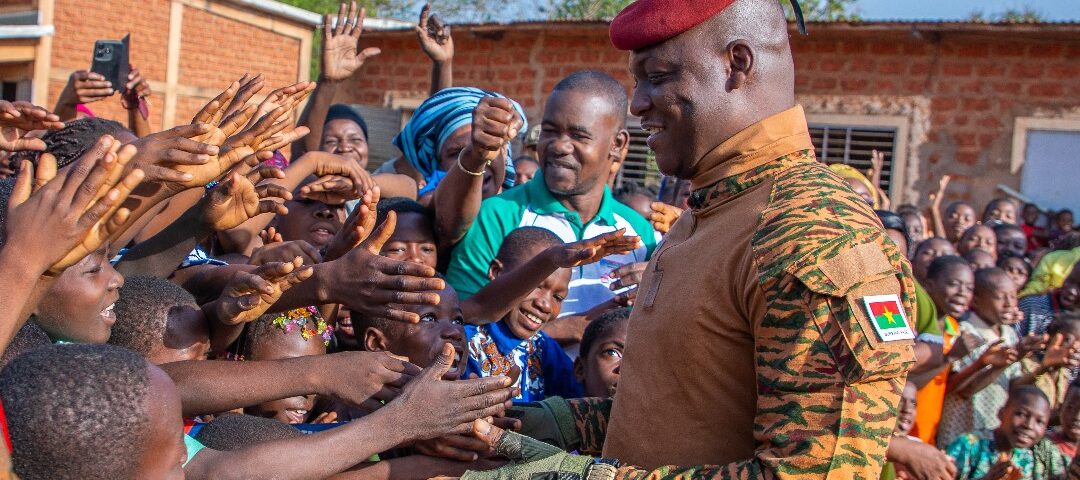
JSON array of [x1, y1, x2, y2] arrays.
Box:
[[464, 227, 585, 401]]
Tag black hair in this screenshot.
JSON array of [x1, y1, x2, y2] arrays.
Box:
[[194, 413, 302, 451], [927, 255, 971, 281], [996, 251, 1031, 271], [375, 197, 435, 232], [109, 276, 200, 358], [324, 104, 369, 140], [945, 201, 974, 216], [494, 227, 563, 270], [235, 308, 326, 360], [1047, 311, 1080, 338], [895, 204, 920, 216], [513, 155, 539, 166], [913, 236, 951, 256], [580, 307, 631, 359], [0, 344, 151, 480], [983, 198, 1017, 218], [613, 182, 658, 205], [993, 223, 1025, 238], [0, 322, 50, 370], [39, 118, 130, 170], [1056, 209, 1074, 220], [876, 210, 910, 251], [0, 177, 14, 245], [1007, 384, 1050, 409], [974, 267, 1013, 297], [551, 70, 629, 130], [964, 248, 996, 267]]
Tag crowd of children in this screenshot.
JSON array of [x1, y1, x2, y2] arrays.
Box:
[[0, 1, 1078, 479]]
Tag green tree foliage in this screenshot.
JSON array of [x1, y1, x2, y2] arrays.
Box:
[[969, 6, 1044, 22]]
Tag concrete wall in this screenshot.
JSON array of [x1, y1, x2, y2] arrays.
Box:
[[338, 23, 1080, 209]]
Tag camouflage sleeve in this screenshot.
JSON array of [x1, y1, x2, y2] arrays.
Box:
[[612, 243, 916, 480], [510, 397, 612, 455], [567, 397, 612, 456]]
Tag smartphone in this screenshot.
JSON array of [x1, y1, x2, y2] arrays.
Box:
[[90, 34, 130, 93]]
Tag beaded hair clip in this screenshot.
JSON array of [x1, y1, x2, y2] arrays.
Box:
[[271, 306, 333, 346]]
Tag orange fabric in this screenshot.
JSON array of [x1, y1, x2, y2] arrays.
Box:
[[911, 315, 959, 446]]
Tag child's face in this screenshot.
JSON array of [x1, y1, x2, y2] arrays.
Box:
[[972, 274, 1019, 325], [1059, 265, 1080, 311], [913, 238, 956, 281], [985, 201, 1017, 225], [901, 213, 925, 245], [995, 229, 1027, 259], [148, 306, 210, 365], [959, 225, 997, 259], [1023, 204, 1040, 225], [367, 286, 467, 381], [505, 268, 571, 341], [574, 320, 628, 398], [514, 160, 538, 186], [275, 197, 345, 249], [929, 263, 974, 319], [844, 178, 875, 207], [999, 257, 1030, 293], [247, 321, 327, 424], [35, 248, 124, 344], [945, 203, 977, 242], [1057, 212, 1074, 231], [133, 364, 186, 480], [998, 393, 1050, 449], [379, 211, 437, 270], [894, 382, 918, 435], [1060, 388, 1080, 442]]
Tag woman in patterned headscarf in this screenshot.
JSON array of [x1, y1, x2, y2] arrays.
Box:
[[393, 87, 527, 200]]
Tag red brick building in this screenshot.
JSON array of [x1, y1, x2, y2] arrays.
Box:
[[0, 0, 324, 130], [341, 20, 1080, 212]]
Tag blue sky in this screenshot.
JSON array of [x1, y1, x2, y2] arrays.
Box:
[[855, 0, 1077, 21]]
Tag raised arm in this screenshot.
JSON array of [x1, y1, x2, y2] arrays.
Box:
[[416, 4, 454, 95], [433, 97, 521, 250], [121, 66, 153, 137], [294, 2, 380, 159], [929, 175, 950, 239]]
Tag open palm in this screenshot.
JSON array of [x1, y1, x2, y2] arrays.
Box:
[[321, 2, 380, 81]]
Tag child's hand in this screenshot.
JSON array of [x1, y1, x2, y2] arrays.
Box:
[[385, 343, 515, 441], [949, 332, 985, 361], [215, 257, 313, 325], [259, 226, 283, 245], [297, 151, 376, 202], [548, 228, 641, 268], [249, 240, 322, 266], [977, 340, 1019, 368], [322, 211, 445, 323], [246, 81, 315, 131], [4, 136, 142, 274], [120, 66, 151, 111], [1041, 333, 1080, 370], [0, 100, 63, 152], [200, 168, 290, 232], [608, 261, 649, 292], [459, 97, 523, 172], [126, 123, 219, 184], [650, 201, 683, 234], [414, 415, 521, 461], [1017, 333, 1048, 358], [979, 459, 1020, 480], [416, 3, 453, 63], [324, 187, 380, 262]]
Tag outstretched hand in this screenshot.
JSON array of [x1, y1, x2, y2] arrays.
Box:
[[324, 186, 380, 261], [5, 136, 143, 274], [549, 229, 641, 268], [200, 167, 290, 232], [215, 257, 313, 325], [0, 100, 64, 152], [321, 1, 381, 82]]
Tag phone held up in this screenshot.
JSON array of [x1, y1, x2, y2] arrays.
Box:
[[90, 34, 130, 94]]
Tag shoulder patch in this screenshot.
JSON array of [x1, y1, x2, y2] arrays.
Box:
[[863, 294, 914, 342]]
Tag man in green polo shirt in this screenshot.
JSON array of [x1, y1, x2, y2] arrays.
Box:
[[446, 71, 658, 344]]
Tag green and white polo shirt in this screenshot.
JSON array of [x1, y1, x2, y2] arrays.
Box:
[[446, 178, 658, 316]]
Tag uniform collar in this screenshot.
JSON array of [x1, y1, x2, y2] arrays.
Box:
[[528, 176, 617, 226], [687, 106, 815, 210]]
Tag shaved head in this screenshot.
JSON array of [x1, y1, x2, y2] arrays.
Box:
[[629, 0, 795, 179]]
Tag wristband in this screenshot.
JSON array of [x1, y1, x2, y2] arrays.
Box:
[[457, 149, 489, 176]]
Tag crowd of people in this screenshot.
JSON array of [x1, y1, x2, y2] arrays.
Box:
[[0, 0, 1078, 478]]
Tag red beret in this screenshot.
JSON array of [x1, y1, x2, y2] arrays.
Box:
[[609, 0, 736, 51]]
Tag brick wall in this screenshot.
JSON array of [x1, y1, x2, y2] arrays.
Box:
[[48, 0, 309, 130], [339, 23, 1080, 209]]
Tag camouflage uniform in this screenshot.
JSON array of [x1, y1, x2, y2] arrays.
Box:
[[494, 106, 916, 480]]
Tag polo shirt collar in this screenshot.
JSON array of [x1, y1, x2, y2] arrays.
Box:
[[527, 177, 617, 226]]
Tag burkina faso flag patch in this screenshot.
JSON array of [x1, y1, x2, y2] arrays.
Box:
[[862, 294, 914, 342]]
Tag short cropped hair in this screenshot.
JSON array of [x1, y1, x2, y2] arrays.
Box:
[[494, 227, 563, 270], [974, 267, 1013, 297], [0, 322, 51, 370], [613, 182, 658, 205], [0, 344, 151, 480], [551, 70, 629, 130], [194, 413, 302, 451], [927, 255, 971, 282], [580, 307, 631, 359], [109, 276, 200, 357], [375, 197, 435, 230]]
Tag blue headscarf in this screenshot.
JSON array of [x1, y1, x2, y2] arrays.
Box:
[[392, 87, 527, 196]]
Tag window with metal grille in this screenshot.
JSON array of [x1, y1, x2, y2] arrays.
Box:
[[809, 124, 898, 193], [615, 117, 661, 190]]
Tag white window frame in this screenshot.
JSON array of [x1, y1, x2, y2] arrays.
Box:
[[805, 113, 911, 204], [1011, 117, 1080, 175]]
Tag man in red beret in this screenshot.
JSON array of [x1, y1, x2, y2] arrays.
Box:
[[456, 1, 916, 479]]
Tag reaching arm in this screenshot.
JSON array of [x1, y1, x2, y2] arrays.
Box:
[[415, 4, 454, 95], [945, 340, 1017, 399], [122, 67, 153, 138], [929, 175, 950, 239]]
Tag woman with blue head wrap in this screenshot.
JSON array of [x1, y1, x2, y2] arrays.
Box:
[[393, 87, 527, 199]]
